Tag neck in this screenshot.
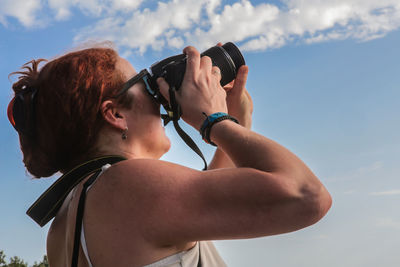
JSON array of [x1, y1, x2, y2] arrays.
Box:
[[95, 132, 161, 160]]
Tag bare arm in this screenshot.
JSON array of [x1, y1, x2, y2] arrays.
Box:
[[102, 156, 330, 245], [208, 64, 252, 169]]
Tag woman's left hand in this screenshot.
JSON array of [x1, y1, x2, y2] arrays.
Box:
[[224, 65, 253, 129]]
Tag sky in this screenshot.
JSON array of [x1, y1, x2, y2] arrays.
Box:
[[0, 0, 399, 266]]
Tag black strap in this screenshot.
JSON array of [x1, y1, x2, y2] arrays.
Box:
[[197, 242, 202, 267], [27, 155, 126, 227], [168, 87, 208, 170], [71, 170, 101, 267]]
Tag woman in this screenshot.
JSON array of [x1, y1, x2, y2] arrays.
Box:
[[8, 45, 331, 266]]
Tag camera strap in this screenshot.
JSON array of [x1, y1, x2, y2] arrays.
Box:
[[26, 155, 126, 227], [164, 86, 208, 170]]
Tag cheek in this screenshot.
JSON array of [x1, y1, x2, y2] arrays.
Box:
[[133, 97, 145, 111]]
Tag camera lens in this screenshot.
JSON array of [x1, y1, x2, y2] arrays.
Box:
[[154, 42, 245, 91], [201, 42, 245, 86]]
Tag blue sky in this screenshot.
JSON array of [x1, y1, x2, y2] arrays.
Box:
[[1, 0, 400, 266]]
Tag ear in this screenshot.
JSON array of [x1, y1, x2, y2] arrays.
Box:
[[100, 100, 127, 131]]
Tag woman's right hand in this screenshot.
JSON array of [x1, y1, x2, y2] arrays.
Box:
[[157, 46, 228, 131]]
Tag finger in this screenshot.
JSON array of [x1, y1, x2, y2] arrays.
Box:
[[200, 55, 213, 73], [232, 65, 249, 95], [244, 89, 253, 104], [183, 46, 200, 81], [245, 89, 254, 113], [157, 77, 170, 103], [223, 79, 234, 91], [235, 65, 249, 87], [244, 88, 251, 99], [211, 66, 222, 82], [217, 42, 223, 47]]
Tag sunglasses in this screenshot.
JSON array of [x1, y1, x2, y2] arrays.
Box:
[[115, 69, 170, 113], [114, 69, 156, 98], [7, 87, 38, 136]]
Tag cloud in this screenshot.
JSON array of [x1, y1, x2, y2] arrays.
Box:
[[74, 0, 206, 53], [377, 217, 400, 230], [2, 0, 400, 52], [0, 0, 42, 27], [312, 234, 329, 240], [328, 161, 384, 181], [47, 0, 144, 20], [370, 190, 400, 196], [343, 190, 356, 195], [0, 0, 143, 26], [357, 161, 384, 174], [73, 0, 400, 53]]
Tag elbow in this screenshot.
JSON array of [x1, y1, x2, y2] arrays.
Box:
[[301, 183, 332, 227]]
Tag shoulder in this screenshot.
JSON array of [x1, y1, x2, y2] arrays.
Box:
[[92, 158, 209, 219], [96, 158, 202, 195], [83, 158, 205, 246]]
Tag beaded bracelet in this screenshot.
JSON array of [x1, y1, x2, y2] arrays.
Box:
[[200, 112, 239, 146]]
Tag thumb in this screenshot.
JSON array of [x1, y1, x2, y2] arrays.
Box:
[[157, 77, 170, 103], [229, 65, 249, 96]]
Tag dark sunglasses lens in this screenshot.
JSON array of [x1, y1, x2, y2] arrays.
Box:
[[13, 95, 27, 132], [7, 98, 16, 127], [7, 94, 27, 133]]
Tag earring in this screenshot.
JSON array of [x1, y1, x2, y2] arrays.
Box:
[[122, 127, 128, 140]]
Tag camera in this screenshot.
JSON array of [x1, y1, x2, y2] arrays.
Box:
[[122, 42, 246, 122], [150, 42, 246, 91], [120, 42, 246, 111], [118, 42, 246, 122]]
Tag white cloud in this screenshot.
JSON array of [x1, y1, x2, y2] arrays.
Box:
[[73, 0, 400, 53], [370, 190, 400, 196], [343, 190, 356, 195], [47, 0, 144, 20], [328, 161, 384, 182], [188, 1, 281, 48], [0, 0, 143, 25], [1, 0, 400, 52], [0, 0, 42, 27], [377, 217, 400, 230], [357, 161, 384, 174], [312, 234, 329, 240], [74, 0, 207, 53]]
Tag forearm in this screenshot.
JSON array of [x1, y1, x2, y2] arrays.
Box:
[[211, 120, 317, 180]]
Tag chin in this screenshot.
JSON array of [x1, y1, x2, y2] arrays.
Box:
[[153, 136, 171, 159], [162, 136, 171, 155]]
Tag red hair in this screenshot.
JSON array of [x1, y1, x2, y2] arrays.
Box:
[[10, 48, 131, 178]]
